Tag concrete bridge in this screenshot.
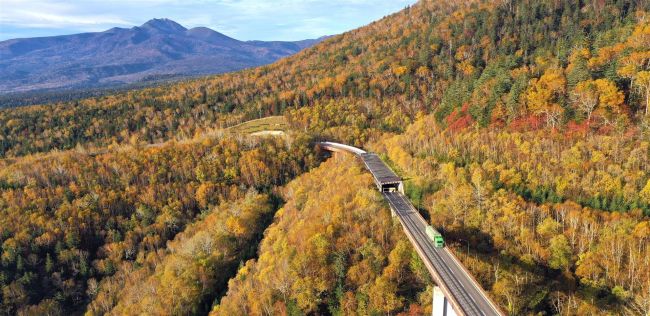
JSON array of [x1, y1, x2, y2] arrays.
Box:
[[317, 142, 504, 316]]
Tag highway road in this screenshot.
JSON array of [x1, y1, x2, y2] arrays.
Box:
[[383, 192, 502, 316], [318, 141, 503, 316]]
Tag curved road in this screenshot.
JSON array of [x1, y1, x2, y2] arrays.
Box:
[[318, 142, 504, 316]]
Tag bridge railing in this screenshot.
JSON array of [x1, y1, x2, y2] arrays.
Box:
[[316, 141, 367, 155]]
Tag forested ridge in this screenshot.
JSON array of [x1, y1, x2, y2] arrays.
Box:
[[89, 191, 276, 315], [1, 0, 650, 315], [2, 0, 649, 157], [0, 135, 319, 314], [212, 156, 433, 315]]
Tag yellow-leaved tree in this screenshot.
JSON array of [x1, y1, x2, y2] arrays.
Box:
[[526, 68, 567, 128], [572, 79, 625, 125]]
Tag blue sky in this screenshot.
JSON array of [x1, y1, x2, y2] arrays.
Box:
[[0, 0, 417, 41]]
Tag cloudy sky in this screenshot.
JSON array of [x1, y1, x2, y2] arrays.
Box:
[[0, 0, 416, 41]]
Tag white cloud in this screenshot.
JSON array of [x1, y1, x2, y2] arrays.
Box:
[[0, 0, 133, 29], [0, 0, 416, 40]]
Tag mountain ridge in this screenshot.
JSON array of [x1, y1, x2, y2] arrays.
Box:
[[1, 1, 650, 315], [0, 19, 325, 94]]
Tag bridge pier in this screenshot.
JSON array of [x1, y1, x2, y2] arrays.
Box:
[[433, 286, 457, 316]]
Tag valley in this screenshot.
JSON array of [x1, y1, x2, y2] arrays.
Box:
[[1, 0, 649, 315]]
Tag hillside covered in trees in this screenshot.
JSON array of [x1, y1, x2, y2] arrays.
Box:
[[1, 0, 650, 315], [373, 117, 650, 314], [214, 156, 431, 315], [1, 0, 649, 157], [0, 135, 319, 315]]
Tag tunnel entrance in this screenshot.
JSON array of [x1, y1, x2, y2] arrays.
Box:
[[380, 182, 403, 193]]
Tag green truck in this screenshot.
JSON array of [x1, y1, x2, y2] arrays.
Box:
[[425, 226, 445, 248]]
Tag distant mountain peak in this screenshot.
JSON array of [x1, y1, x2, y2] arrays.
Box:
[[0, 19, 326, 94], [141, 18, 187, 33]]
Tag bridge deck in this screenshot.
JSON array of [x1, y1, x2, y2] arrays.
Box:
[[360, 153, 401, 184], [384, 192, 500, 316], [316, 141, 503, 316]]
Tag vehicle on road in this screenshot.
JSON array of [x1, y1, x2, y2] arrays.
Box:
[[426, 226, 445, 248]]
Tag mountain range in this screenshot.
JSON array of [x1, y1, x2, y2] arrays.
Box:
[[0, 18, 324, 94]]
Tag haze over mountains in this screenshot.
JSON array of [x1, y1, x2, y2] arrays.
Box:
[[0, 18, 324, 94]]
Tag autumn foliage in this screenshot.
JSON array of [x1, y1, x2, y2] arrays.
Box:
[[0, 0, 650, 315], [0, 135, 318, 315], [213, 155, 431, 315], [0, 0, 648, 158], [376, 115, 650, 314]]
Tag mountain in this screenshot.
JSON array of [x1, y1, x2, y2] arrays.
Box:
[[1, 1, 650, 315], [0, 18, 325, 94]]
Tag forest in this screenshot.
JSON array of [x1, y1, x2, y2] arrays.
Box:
[[213, 156, 431, 315], [1, 0, 650, 315], [1, 0, 648, 157], [0, 135, 319, 314], [372, 116, 650, 314]]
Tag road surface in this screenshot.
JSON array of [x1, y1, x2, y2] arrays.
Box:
[[384, 192, 502, 316], [317, 141, 503, 316]]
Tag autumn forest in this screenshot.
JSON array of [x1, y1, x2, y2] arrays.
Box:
[[1, 0, 650, 315]]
